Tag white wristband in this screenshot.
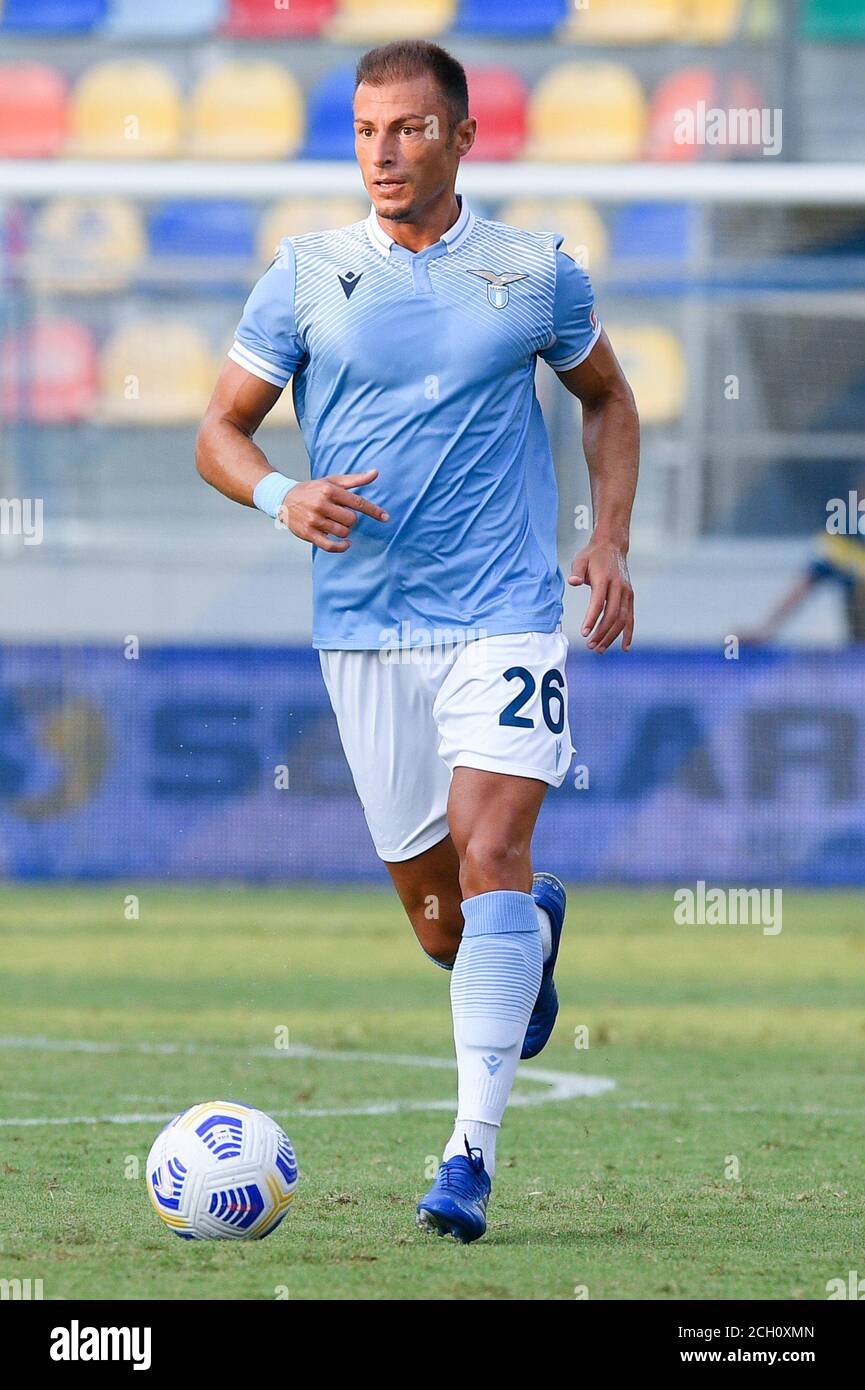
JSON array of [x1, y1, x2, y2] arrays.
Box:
[[253, 472, 299, 519]]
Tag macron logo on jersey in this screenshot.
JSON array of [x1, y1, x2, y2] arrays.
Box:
[[338, 270, 363, 300]]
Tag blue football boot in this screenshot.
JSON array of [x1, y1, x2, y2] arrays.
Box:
[[416, 1138, 491, 1245], [521, 872, 567, 1059]]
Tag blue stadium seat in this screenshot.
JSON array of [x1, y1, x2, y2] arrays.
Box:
[[303, 66, 356, 160], [455, 0, 567, 37], [106, 0, 226, 36], [148, 200, 256, 260], [1, 0, 107, 30], [611, 203, 694, 261]]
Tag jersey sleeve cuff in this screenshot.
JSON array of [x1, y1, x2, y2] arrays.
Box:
[[228, 340, 292, 389], [542, 319, 602, 372]]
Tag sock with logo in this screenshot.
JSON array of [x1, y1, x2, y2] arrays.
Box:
[[441, 890, 543, 1180]]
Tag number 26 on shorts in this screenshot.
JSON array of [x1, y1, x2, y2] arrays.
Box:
[[498, 667, 566, 733]]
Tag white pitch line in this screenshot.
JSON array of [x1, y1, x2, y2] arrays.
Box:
[[0, 1036, 615, 1126], [619, 1099, 865, 1117]]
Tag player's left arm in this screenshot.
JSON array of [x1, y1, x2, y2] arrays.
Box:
[[555, 332, 640, 653]]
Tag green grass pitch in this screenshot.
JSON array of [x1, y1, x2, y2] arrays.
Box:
[[1, 885, 863, 1301]]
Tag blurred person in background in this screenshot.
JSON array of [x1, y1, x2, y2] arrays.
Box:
[[744, 491, 865, 646]]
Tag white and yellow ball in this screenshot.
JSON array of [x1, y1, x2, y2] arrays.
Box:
[[146, 1101, 298, 1240]]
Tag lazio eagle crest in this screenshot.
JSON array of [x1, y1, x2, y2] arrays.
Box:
[[466, 269, 529, 309]]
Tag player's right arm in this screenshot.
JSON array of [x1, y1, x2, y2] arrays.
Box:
[[195, 362, 388, 553], [196, 239, 388, 552]]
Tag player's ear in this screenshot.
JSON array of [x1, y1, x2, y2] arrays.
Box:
[[454, 117, 476, 158]]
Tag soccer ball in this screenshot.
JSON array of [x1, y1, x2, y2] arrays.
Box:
[[146, 1101, 298, 1240]]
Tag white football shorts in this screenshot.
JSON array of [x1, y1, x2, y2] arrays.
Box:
[[319, 630, 573, 862]]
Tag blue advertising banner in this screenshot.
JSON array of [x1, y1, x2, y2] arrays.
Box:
[[0, 645, 862, 884]]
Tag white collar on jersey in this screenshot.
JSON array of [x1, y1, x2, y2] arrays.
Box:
[[364, 194, 475, 258]]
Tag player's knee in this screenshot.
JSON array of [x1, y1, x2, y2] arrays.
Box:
[[459, 835, 529, 898], [411, 906, 462, 966], [424, 938, 459, 968]]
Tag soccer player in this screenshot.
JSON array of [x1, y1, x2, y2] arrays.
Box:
[[743, 527, 865, 645], [197, 40, 639, 1244]]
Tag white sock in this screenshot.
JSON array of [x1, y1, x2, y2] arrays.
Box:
[[536, 903, 553, 963], [443, 1120, 500, 1173], [442, 890, 543, 1181]]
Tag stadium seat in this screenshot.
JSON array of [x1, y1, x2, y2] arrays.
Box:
[[0, 64, 68, 158], [70, 61, 182, 158], [610, 203, 694, 261], [1, 0, 107, 31], [563, 0, 679, 43], [497, 198, 608, 278], [107, 0, 226, 36], [29, 198, 145, 293], [224, 0, 335, 36], [0, 320, 97, 423], [645, 68, 765, 161], [678, 0, 744, 43], [527, 63, 646, 162], [188, 62, 303, 159], [327, 0, 454, 40], [604, 324, 686, 424], [463, 67, 528, 162], [741, 0, 777, 38], [802, 0, 865, 39], [303, 66, 356, 160], [257, 198, 367, 263], [455, 0, 567, 37], [98, 320, 213, 424], [148, 200, 256, 262]]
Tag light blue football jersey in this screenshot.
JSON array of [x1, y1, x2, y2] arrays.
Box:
[[229, 197, 600, 650]]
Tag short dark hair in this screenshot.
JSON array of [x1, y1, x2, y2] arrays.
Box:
[[354, 40, 469, 127]]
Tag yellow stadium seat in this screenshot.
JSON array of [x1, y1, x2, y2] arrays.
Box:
[[28, 197, 144, 294], [563, 0, 679, 43], [527, 63, 646, 163], [744, 0, 778, 38], [257, 197, 367, 265], [604, 325, 686, 424], [327, 0, 454, 40], [679, 0, 744, 43], [98, 320, 213, 424], [188, 62, 303, 159], [497, 198, 608, 279], [70, 61, 181, 158]]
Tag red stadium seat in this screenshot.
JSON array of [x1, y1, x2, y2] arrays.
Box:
[[645, 67, 765, 161], [463, 66, 528, 162], [0, 320, 97, 423], [0, 64, 68, 157], [223, 0, 335, 36]]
